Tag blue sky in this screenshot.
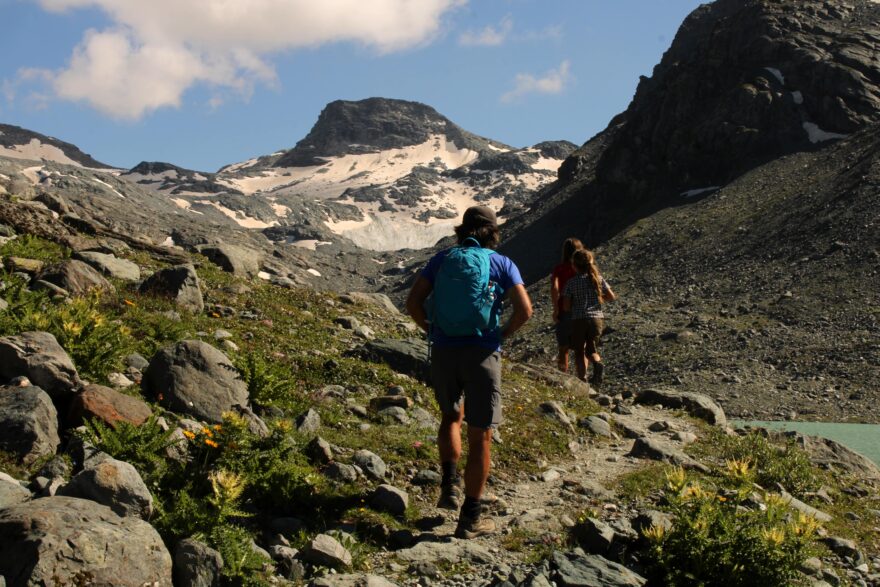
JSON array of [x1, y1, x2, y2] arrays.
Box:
[[1, 0, 706, 171]]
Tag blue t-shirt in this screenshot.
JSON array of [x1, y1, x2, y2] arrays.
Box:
[[421, 246, 524, 350]]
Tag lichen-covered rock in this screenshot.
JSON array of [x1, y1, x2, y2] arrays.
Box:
[[68, 383, 153, 428], [0, 496, 172, 586], [174, 538, 224, 587], [61, 453, 153, 519], [0, 331, 81, 401], [303, 533, 352, 569], [0, 385, 60, 465], [142, 340, 248, 423], [37, 259, 114, 296], [74, 251, 141, 281]]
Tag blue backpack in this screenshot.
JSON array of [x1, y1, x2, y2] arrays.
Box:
[[431, 237, 498, 337]]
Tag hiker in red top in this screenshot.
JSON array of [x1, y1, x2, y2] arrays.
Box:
[[550, 238, 583, 372]]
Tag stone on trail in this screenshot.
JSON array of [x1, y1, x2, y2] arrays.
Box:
[[552, 551, 646, 587], [513, 509, 563, 535], [574, 517, 617, 556], [311, 574, 399, 587], [628, 437, 710, 473], [61, 453, 153, 519], [174, 537, 224, 587], [302, 533, 352, 569], [68, 383, 153, 428], [0, 331, 82, 401], [540, 401, 575, 431], [634, 388, 727, 426], [142, 339, 248, 423], [396, 540, 494, 565], [138, 263, 204, 313], [371, 484, 409, 516], [0, 385, 60, 465], [0, 496, 172, 587], [353, 449, 387, 480], [579, 415, 613, 438]]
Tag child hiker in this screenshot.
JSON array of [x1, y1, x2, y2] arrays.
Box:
[[562, 248, 617, 384], [549, 238, 583, 372]]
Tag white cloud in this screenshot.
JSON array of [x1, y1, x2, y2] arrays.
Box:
[[22, 0, 465, 119], [458, 15, 513, 47], [501, 59, 571, 103]]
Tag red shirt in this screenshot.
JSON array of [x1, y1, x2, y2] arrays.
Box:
[[551, 262, 577, 294]]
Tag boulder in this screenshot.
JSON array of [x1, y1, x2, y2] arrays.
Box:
[[0, 385, 60, 465], [4, 256, 44, 274], [37, 259, 114, 296], [324, 462, 359, 483], [174, 538, 224, 587], [61, 453, 153, 519], [0, 472, 31, 508], [74, 251, 141, 281], [303, 534, 352, 569], [311, 575, 399, 587], [142, 340, 248, 423], [552, 551, 646, 587], [540, 401, 575, 431], [296, 408, 322, 434], [634, 388, 727, 426], [353, 450, 386, 480], [628, 437, 709, 472], [305, 436, 334, 465], [579, 415, 613, 438], [139, 264, 204, 313], [68, 384, 153, 428], [340, 292, 399, 314], [371, 484, 409, 516], [352, 338, 429, 381], [0, 331, 81, 401], [0, 496, 172, 586], [198, 244, 263, 278]]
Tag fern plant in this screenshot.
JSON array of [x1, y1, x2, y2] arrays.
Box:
[[79, 414, 177, 484], [234, 352, 295, 407]]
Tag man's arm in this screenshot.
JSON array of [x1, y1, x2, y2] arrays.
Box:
[[405, 275, 433, 333], [501, 284, 533, 340]]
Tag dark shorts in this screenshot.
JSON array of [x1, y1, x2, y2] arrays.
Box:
[[430, 345, 502, 429], [571, 317, 604, 355], [555, 311, 572, 347]]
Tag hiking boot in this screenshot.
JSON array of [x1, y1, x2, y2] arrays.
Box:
[[437, 482, 463, 510], [590, 362, 604, 385], [454, 512, 497, 539]]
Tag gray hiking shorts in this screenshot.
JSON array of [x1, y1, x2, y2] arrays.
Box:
[[430, 345, 502, 430]]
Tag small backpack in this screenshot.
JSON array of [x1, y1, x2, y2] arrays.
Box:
[[431, 237, 498, 337]]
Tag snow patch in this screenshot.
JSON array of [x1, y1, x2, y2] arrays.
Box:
[[531, 156, 562, 173], [764, 67, 785, 84], [306, 268, 322, 277], [21, 166, 45, 184], [0, 139, 82, 167], [220, 157, 260, 173], [196, 201, 278, 229], [270, 203, 291, 217], [791, 91, 804, 105], [681, 186, 721, 199], [257, 271, 272, 280], [802, 122, 848, 144], [92, 177, 126, 199], [161, 236, 176, 247], [289, 239, 331, 250]]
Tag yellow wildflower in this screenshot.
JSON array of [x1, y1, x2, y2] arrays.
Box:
[[725, 458, 753, 481], [642, 523, 666, 542], [202, 427, 213, 437], [681, 483, 706, 501], [205, 438, 219, 448], [210, 470, 244, 503], [62, 321, 83, 336], [665, 466, 687, 493], [182, 430, 196, 440], [123, 299, 136, 307], [789, 512, 820, 537], [761, 526, 786, 546]]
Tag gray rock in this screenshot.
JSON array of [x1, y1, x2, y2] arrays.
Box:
[[142, 340, 248, 423], [410, 406, 438, 429], [396, 540, 494, 565], [0, 472, 31, 508], [61, 453, 153, 519], [310, 574, 399, 587], [213, 329, 233, 340], [303, 533, 352, 569], [0, 496, 172, 586], [0, 331, 81, 401], [305, 436, 334, 465], [796, 434, 880, 482], [540, 401, 575, 431], [371, 484, 409, 515], [672, 431, 698, 444], [106, 372, 134, 388], [634, 388, 727, 426], [74, 251, 141, 281], [335, 316, 363, 330], [378, 406, 410, 424], [412, 469, 441, 486], [353, 449, 386, 480], [340, 292, 399, 314], [325, 462, 359, 483], [296, 408, 322, 434], [628, 437, 710, 472], [821, 536, 860, 559], [164, 428, 189, 462], [779, 490, 833, 523], [579, 415, 613, 438], [174, 538, 223, 587], [139, 264, 204, 313], [575, 517, 616, 555], [68, 383, 153, 428], [198, 244, 263, 278], [552, 551, 646, 587], [270, 545, 304, 580], [0, 298, 8, 312], [234, 405, 269, 438], [354, 338, 429, 381], [0, 385, 60, 465], [37, 259, 114, 296], [513, 509, 563, 535], [630, 510, 673, 536], [126, 352, 150, 371]]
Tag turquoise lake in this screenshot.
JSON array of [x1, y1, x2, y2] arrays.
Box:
[[735, 421, 880, 467]]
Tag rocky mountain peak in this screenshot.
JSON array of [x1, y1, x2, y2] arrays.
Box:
[[561, 0, 880, 198], [274, 97, 497, 167], [0, 123, 111, 169]]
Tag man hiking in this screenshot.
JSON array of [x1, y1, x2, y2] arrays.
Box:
[[406, 206, 533, 539]]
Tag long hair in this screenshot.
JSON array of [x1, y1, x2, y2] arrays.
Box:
[[454, 223, 500, 249], [561, 237, 583, 264], [572, 249, 604, 303]]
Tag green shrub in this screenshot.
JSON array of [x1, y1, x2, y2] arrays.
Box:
[[0, 234, 69, 262], [643, 464, 820, 587], [79, 415, 177, 485], [234, 352, 297, 407], [209, 523, 272, 586]]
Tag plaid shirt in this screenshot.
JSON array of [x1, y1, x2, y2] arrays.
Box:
[[563, 274, 610, 319]]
